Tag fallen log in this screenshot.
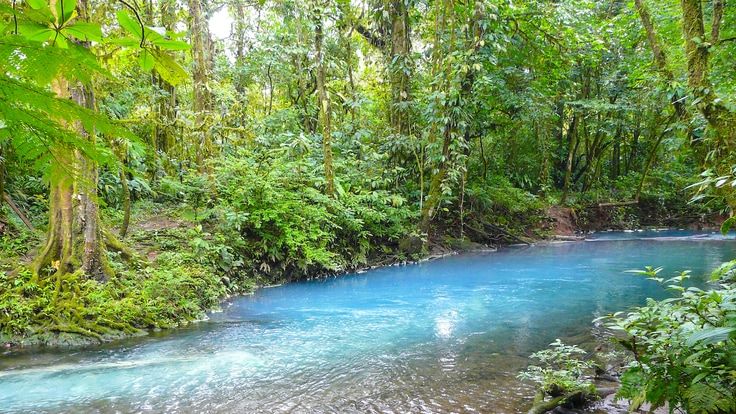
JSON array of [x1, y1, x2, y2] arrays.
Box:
[[586, 199, 639, 209], [3, 192, 35, 232], [479, 219, 531, 245], [527, 389, 594, 414]]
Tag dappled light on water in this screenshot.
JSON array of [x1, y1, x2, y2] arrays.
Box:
[[0, 233, 734, 413]]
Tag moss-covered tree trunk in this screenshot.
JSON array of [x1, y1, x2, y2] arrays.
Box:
[[314, 9, 335, 197], [680, 0, 736, 209], [388, 0, 412, 138], [0, 142, 5, 219], [31, 0, 110, 281], [188, 0, 213, 172], [420, 1, 483, 232], [31, 87, 109, 281]]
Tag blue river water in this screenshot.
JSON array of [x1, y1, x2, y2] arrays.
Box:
[[1, 230, 734, 413]]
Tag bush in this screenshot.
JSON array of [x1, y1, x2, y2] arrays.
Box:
[[0, 253, 226, 344], [207, 150, 416, 284], [519, 339, 596, 398], [600, 266, 736, 413]]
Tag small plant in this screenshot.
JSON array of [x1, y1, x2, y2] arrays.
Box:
[[519, 339, 596, 398]]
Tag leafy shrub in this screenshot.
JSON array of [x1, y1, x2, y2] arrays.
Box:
[[519, 338, 596, 398], [206, 149, 416, 284], [465, 175, 544, 231], [601, 266, 736, 413]]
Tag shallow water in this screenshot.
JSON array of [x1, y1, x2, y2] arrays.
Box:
[[1, 232, 734, 413]]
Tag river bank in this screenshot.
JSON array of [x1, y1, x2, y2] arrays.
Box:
[[1, 199, 725, 351]]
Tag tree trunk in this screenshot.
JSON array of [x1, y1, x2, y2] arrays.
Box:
[[388, 0, 412, 137], [0, 143, 5, 219], [680, 0, 736, 209], [30, 0, 113, 282], [32, 77, 109, 280], [420, 1, 484, 232], [680, 0, 735, 141], [119, 168, 131, 239], [188, 0, 212, 172], [560, 114, 578, 203], [314, 9, 335, 197]]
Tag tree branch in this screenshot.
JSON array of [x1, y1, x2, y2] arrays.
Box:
[[354, 23, 386, 49]]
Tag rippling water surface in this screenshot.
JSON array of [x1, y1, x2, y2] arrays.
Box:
[[1, 231, 734, 413]]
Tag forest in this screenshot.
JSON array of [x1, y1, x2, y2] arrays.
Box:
[[1, 0, 736, 412]]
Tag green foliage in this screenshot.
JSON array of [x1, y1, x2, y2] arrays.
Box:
[[112, 9, 190, 85], [0, 5, 134, 184], [519, 339, 596, 397], [601, 266, 736, 413], [0, 252, 225, 343], [465, 176, 544, 232], [205, 148, 416, 284]]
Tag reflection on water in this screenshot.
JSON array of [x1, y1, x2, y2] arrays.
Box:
[[1, 234, 734, 413]]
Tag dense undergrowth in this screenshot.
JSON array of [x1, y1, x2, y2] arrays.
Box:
[[0, 143, 723, 351]]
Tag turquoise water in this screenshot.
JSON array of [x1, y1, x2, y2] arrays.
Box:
[[1, 233, 734, 413]]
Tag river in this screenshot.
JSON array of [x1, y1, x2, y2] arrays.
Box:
[[1, 230, 734, 413]]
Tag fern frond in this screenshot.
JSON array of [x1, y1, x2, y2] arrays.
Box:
[[0, 35, 108, 85], [0, 73, 133, 183], [686, 382, 736, 414]]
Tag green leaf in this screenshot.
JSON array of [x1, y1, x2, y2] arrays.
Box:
[[63, 21, 102, 43], [138, 49, 154, 71], [692, 372, 709, 384], [116, 10, 143, 40], [24, 28, 55, 43], [721, 217, 735, 235], [26, 0, 47, 10], [110, 37, 140, 48], [150, 38, 191, 51], [686, 327, 736, 346], [55, 0, 76, 24], [23, 6, 56, 24], [52, 33, 68, 48], [151, 48, 188, 85], [147, 26, 167, 36]]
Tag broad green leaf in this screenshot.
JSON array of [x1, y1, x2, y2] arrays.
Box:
[[686, 327, 736, 346], [110, 37, 140, 47], [63, 21, 102, 43], [151, 48, 188, 85], [52, 32, 68, 48], [17, 22, 49, 37], [147, 26, 166, 36], [144, 27, 164, 42], [150, 38, 191, 51], [26, 0, 47, 10], [55, 0, 76, 24], [116, 10, 143, 40], [25, 28, 55, 43], [721, 217, 735, 235], [138, 49, 154, 71]]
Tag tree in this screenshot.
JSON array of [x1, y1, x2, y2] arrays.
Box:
[[419, 0, 486, 232], [0, 0, 118, 280], [313, 4, 336, 197], [188, 0, 214, 172], [635, 0, 736, 210]]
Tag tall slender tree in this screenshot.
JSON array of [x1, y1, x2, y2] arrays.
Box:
[[188, 0, 213, 171], [313, 3, 336, 197]]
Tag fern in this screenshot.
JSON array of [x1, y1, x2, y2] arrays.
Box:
[[0, 17, 135, 183], [0, 72, 131, 182], [0, 35, 107, 85], [685, 382, 736, 414]]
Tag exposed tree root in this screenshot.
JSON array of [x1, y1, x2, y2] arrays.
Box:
[[527, 388, 596, 414]]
